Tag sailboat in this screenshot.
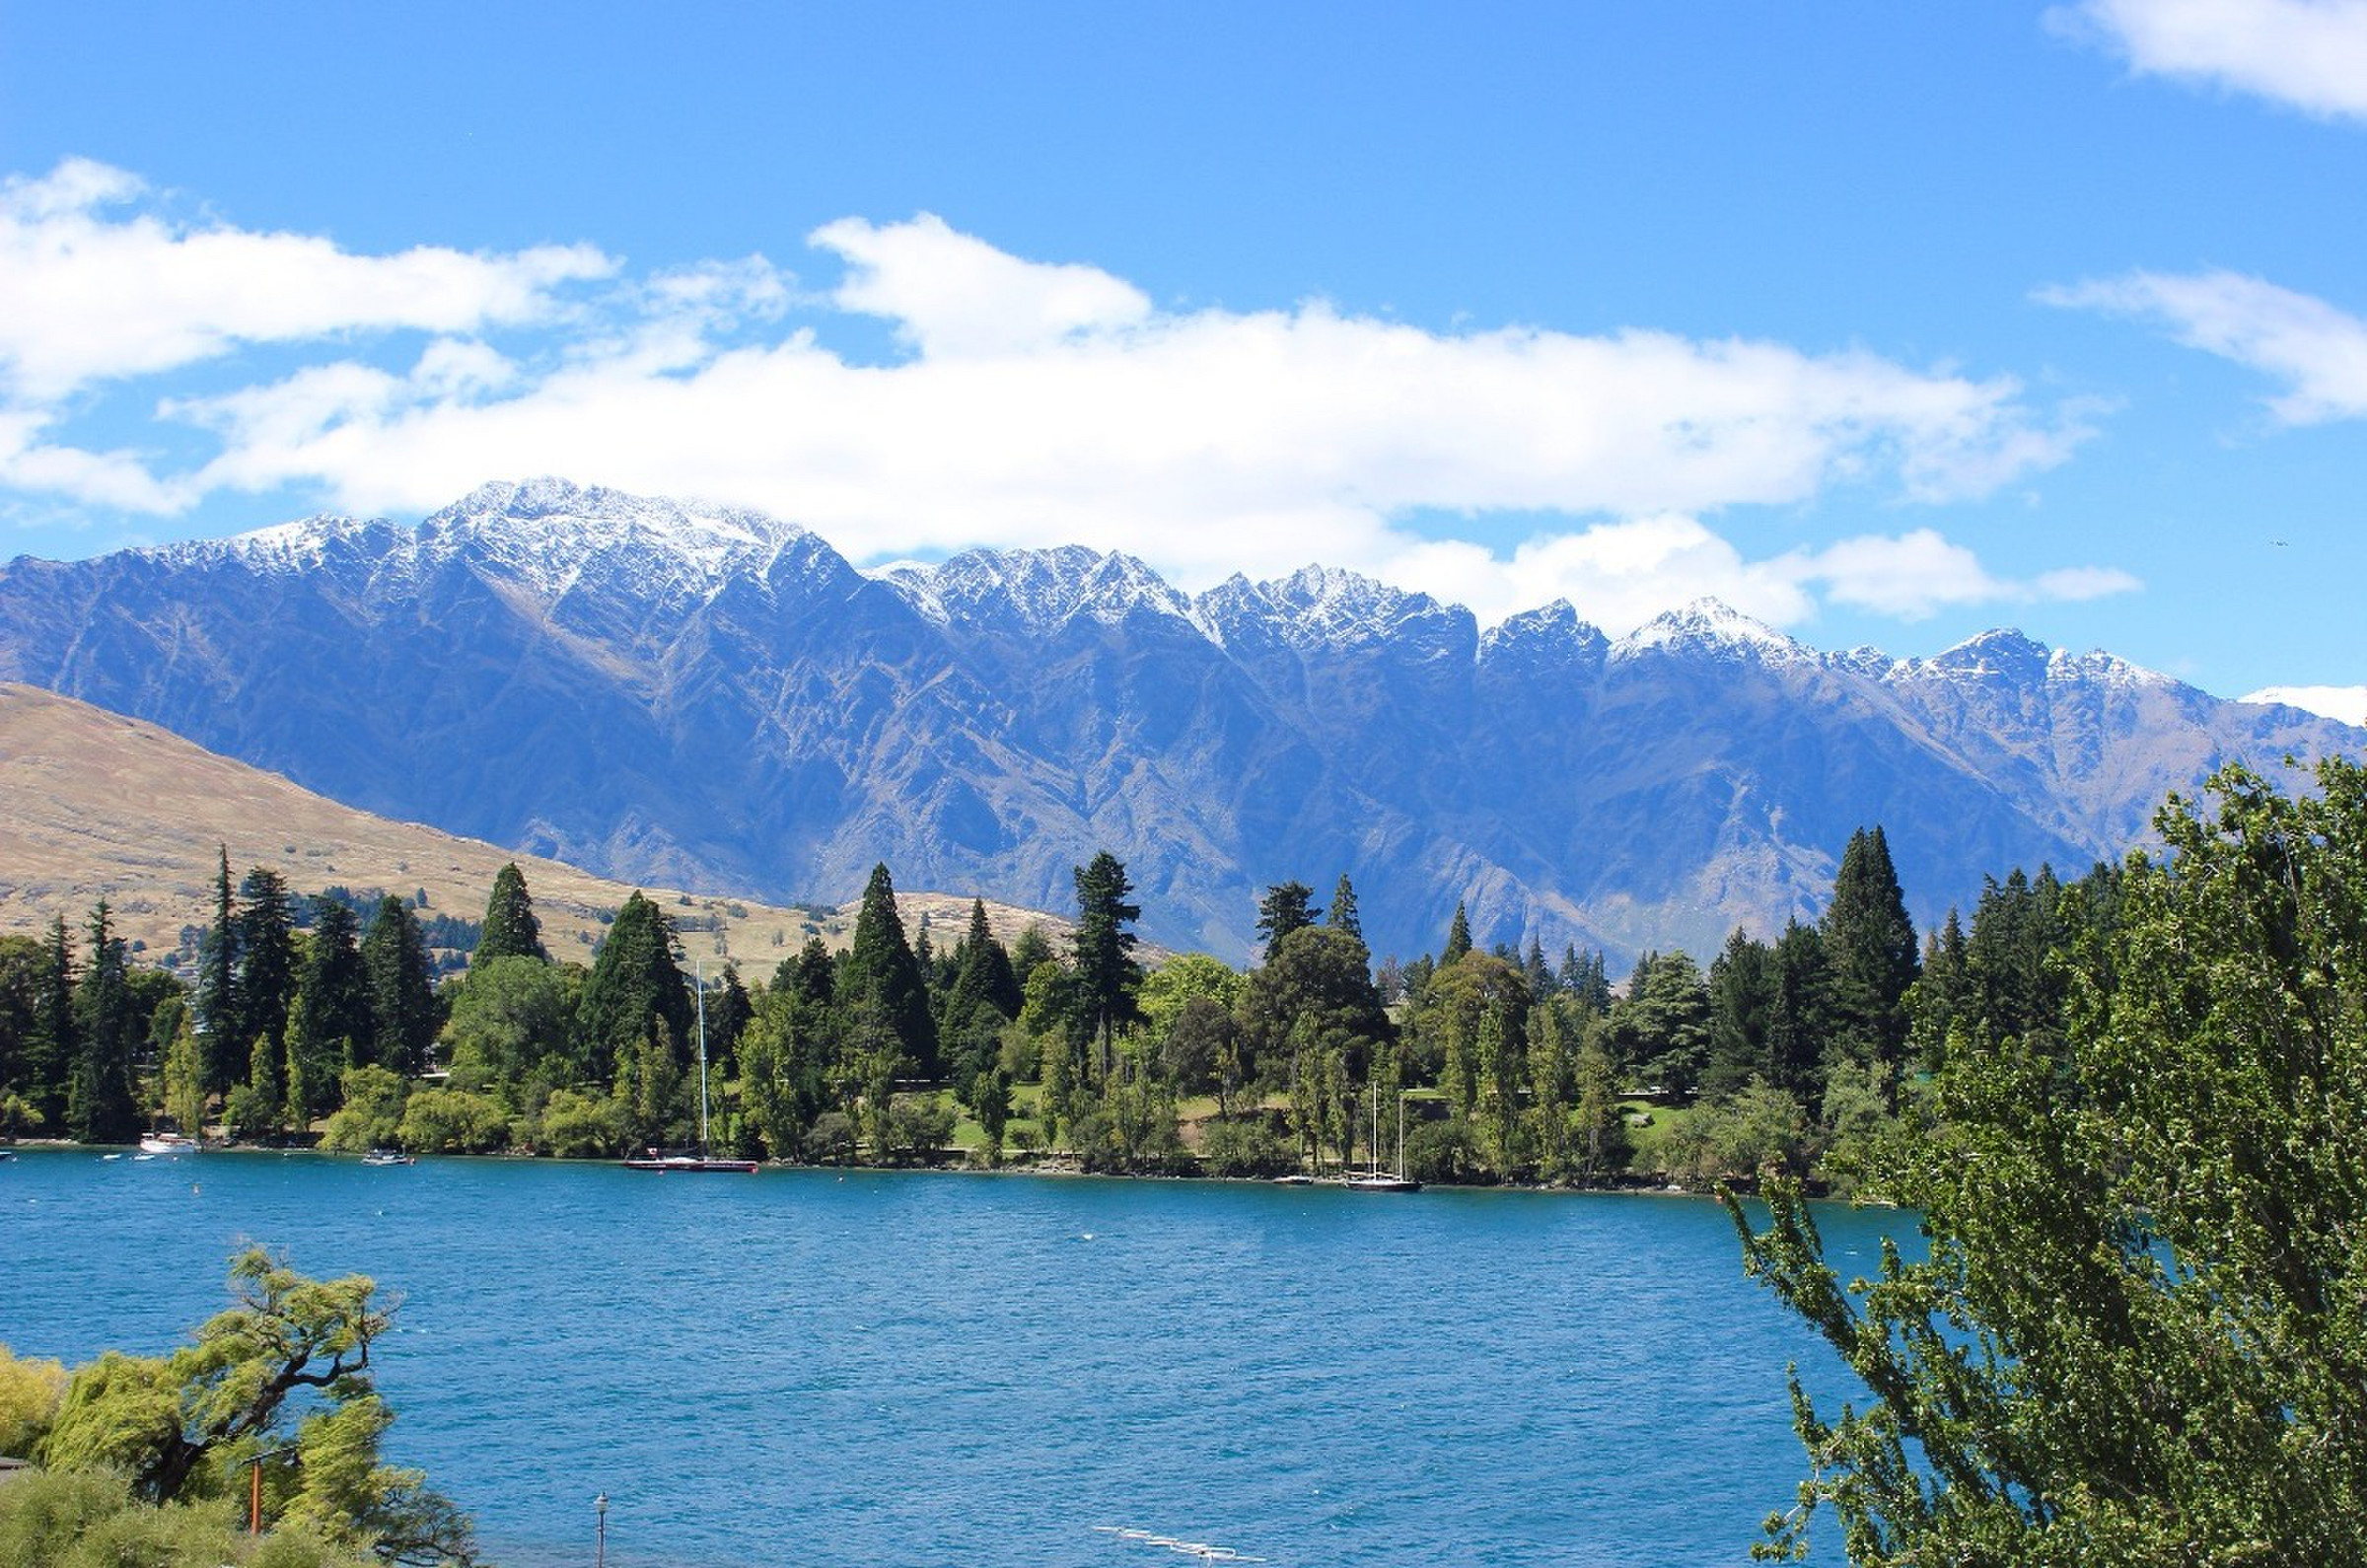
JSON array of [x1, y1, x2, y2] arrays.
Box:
[[1343, 1081, 1421, 1192], [625, 960, 758, 1174]]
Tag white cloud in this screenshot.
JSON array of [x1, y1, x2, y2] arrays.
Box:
[[2058, 0, 2367, 121], [0, 168, 2118, 635], [2044, 268, 2367, 421], [816, 213, 1151, 358], [0, 157, 613, 401], [2241, 683, 2367, 725]]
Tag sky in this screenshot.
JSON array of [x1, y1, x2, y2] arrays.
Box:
[[3, 1, 2365, 715]]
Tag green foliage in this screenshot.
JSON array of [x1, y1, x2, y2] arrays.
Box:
[[394, 1089, 508, 1155], [842, 864, 938, 1078], [0, 1344, 66, 1458], [319, 1067, 407, 1154], [471, 863, 546, 965], [26, 1248, 472, 1566], [360, 897, 439, 1079], [573, 892, 691, 1084], [1067, 850, 1143, 1059], [66, 901, 140, 1143], [1731, 760, 2367, 1565], [534, 1087, 629, 1159], [1255, 881, 1316, 950], [1818, 825, 1918, 1075], [441, 956, 579, 1091], [1196, 1115, 1296, 1177], [0, 1465, 376, 1568]]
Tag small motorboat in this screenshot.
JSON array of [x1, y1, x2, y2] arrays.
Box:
[[361, 1149, 416, 1167]]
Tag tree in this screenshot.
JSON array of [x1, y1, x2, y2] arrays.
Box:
[[67, 901, 141, 1144], [36, 1247, 476, 1563], [194, 846, 241, 1097], [291, 898, 371, 1114], [237, 868, 299, 1072], [1326, 874, 1363, 942], [1820, 825, 1919, 1075], [362, 897, 438, 1078], [29, 915, 76, 1129], [1441, 901, 1473, 965], [841, 864, 937, 1078], [472, 863, 546, 965], [1255, 881, 1317, 950], [1731, 760, 2367, 1565], [1068, 851, 1143, 1075]]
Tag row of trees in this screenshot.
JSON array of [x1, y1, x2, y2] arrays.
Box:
[[0, 823, 2099, 1194], [0, 854, 441, 1146]]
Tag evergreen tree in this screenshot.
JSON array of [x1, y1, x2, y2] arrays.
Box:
[[842, 863, 938, 1079], [66, 901, 140, 1144], [1704, 928, 1776, 1101], [30, 915, 76, 1129], [1608, 950, 1713, 1100], [474, 862, 547, 964], [192, 846, 240, 1097], [234, 867, 297, 1072], [707, 964, 753, 1078], [362, 894, 439, 1077], [1821, 825, 1920, 1074], [1008, 923, 1055, 983], [574, 891, 693, 1084], [1767, 918, 1833, 1099], [1908, 906, 1972, 1069], [1441, 901, 1473, 965], [290, 897, 370, 1107], [1068, 851, 1143, 1076], [1255, 881, 1317, 950], [1327, 874, 1363, 942]]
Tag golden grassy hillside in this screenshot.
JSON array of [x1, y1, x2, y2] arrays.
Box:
[[0, 683, 1062, 970]]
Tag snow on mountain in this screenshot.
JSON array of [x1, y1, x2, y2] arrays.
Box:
[[1, 479, 2355, 964], [1611, 598, 1815, 668]]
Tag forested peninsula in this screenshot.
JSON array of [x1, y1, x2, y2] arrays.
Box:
[[5, 786, 2115, 1191]]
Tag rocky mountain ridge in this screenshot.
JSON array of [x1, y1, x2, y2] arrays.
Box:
[[2, 478, 2353, 964]]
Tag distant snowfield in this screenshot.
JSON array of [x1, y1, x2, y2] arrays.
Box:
[[2243, 685, 2367, 728]]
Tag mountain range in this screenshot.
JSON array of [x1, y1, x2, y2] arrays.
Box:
[[1, 477, 2354, 965]]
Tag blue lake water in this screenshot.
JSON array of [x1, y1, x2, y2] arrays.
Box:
[[0, 1151, 1895, 1567]]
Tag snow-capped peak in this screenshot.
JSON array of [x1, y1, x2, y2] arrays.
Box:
[[1611, 598, 1810, 666], [883, 544, 1194, 631]]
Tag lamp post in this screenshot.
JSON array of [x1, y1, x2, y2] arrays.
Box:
[[594, 1493, 608, 1568]]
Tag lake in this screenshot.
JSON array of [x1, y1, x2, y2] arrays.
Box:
[[0, 1150, 1894, 1567]]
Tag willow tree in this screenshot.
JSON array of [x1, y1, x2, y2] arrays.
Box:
[[1731, 759, 2367, 1565]]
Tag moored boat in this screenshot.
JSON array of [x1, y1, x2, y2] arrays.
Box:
[[139, 1131, 199, 1156], [361, 1148, 415, 1167]]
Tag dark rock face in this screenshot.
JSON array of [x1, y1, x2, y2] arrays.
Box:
[[2, 478, 2353, 964]]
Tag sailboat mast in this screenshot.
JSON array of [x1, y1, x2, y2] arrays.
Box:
[[696, 958, 710, 1151]]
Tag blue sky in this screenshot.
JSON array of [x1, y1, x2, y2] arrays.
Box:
[[3, 1, 2365, 713]]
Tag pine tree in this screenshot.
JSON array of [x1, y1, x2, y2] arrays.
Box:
[[363, 895, 439, 1077], [235, 867, 298, 1073], [30, 915, 76, 1128], [575, 891, 693, 1084], [1442, 901, 1473, 965], [67, 901, 139, 1144], [1256, 882, 1316, 950], [1069, 851, 1143, 1076], [1821, 825, 1920, 1075], [474, 862, 547, 964], [1327, 874, 1363, 942], [291, 897, 370, 1103], [193, 846, 240, 1097], [842, 864, 938, 1079]]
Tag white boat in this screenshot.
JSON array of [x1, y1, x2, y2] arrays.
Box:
[[361, 1148, 415, 1167], [138, 1131, 199, 1156], [1343, 1082, 1421, 1193]]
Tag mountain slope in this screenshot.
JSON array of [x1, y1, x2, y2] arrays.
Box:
[[2, 479, 2354, 963], [0, 682, 1046, 967]]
